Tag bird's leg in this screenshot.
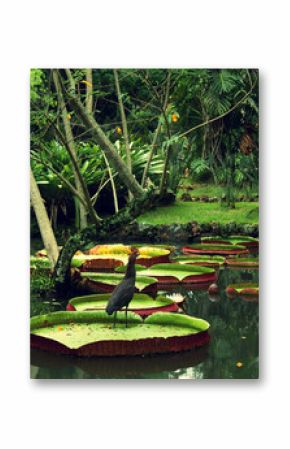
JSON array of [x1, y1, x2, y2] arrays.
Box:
[[113, 311, 117, 328], [125, 306, 128, 328]]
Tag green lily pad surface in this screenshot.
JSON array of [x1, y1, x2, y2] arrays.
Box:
[[87, 244, 169, 258], [115, 264, 146, 273], [138, 263, 215, 281], [172, 255, 225, 267], [134, 244, 176, 253], [80, 272, 157, 291], [202, 235, 259, 246], [72, 245, 170, 269], [31, 311, 210, 350], [183, 244, 248, 255], [68, 293, 174, 311], [71, 254, 129, 268]]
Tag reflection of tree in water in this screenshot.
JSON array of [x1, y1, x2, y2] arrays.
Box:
[[180, 268, 259, 379]]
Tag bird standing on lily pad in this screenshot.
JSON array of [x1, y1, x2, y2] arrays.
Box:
[[106, 247, 139, 328]]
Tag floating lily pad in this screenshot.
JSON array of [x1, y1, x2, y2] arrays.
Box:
[[134, 243, 176, 254], [138, 263, 218, 284], [30, 311, 210, 356], [171, 255, 225, 268], [71, 254, 128, 271], [66, 293, 178, 317], [78, 244, 170, 269], [80, 272, 158, 293], [226, 283, 259, 297], [202, 235, 259, 248], [225, 257, 259, 268], [182, 244, 249, 256], [87, 244, 131, 255], [66, 293, 179, 317]]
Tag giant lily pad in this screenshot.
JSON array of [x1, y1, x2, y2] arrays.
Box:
[[66, 293, 179, 317], [138, 263, 217, 284], [134, 243, 176, 254], [171, 255, 225, 268], [225, 257, 259, 268], [182, 244, 249, 256], [30, 311, 210, 356], [226, 283, 259, 297], [71, 254, 128, 271], [80, 272, 158, 294], [79, 244, 170, 269], [202, 235, 259, 248], [87, 244, 131, 255]]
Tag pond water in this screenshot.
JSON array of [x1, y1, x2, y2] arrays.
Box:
[[30, 245, 259, 380]]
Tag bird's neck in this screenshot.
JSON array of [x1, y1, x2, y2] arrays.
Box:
[[125, 258, 136, 279]]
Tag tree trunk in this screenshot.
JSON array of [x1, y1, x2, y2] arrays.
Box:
[[142, 72, 171, 188], [113, 69, 132, 172], [30, 169, 59, 266], [103, 153, 119, 213], [52, 70, 99, 226], [62, 77, 145, 198], [85, 69, 93, 114], [54, 69, 88, 230]]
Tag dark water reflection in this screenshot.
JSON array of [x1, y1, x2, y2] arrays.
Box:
[[31, 262, 258, 379]]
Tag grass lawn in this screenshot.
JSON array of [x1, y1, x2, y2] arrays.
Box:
[[177, 181, 258, 199], [137, 201, 259, 225]]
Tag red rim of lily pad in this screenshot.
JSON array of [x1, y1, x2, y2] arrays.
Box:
[[182, 244, 249, 256], [152, 273, 218, 284], [78, 254, 171, 271], [226, 283, 259, 296], [66, 293, 179, 318], [78, 273, 158, 295], [171, 255, 225, 268], [225, 257, 259, 268], [84, 278, 158, 295], [202, 236, 259, 248], [80, 258, 124, 272], [83, 244, 171, 269], [138, 263, 218, 285], [30, 311, 210, 357]]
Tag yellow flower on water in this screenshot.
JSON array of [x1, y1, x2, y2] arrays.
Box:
[[80, 80, 93, 88], [172, 113, 179, 123], [236, 361, 243, 368], [116, 127, 122, 135], [67, 113, 71, 120]]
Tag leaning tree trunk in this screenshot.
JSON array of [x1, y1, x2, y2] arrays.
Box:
[[30, 169, 59, 266], [61, 76, 145, 198]]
